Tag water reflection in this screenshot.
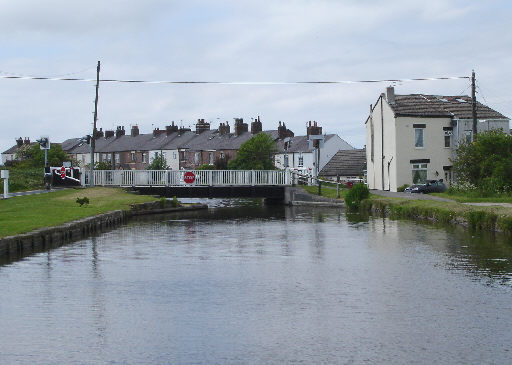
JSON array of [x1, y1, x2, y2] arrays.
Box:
[[1, 198, 512, 364]]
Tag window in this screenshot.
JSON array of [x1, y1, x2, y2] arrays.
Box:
[[194, 153, 199, 164], [298, 153, 303, 167], [131, 152, 135, 161], [180, 151, 186, 161], [444, 132, 451, 148], [415, 128, 424, 148], [142, 153, 146, 163], [220, 152, 225, 159], [284, 155, 289, 168], [465, 130, 473, 144], [115, 153, 120, 164], [209, 152, 214, 165], [412, 163, 428, 184], [173, 152, 177, 160]]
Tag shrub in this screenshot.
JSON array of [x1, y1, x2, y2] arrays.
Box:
[[197, 164, 215, 170], [397, 184, 409, 192], [344, 183, 370, 211]]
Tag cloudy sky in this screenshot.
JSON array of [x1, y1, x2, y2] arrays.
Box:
[[1, 0, 511, 154]]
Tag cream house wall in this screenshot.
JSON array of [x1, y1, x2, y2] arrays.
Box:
[[365, 95, 396, 190], [394, 117, 453, 190]]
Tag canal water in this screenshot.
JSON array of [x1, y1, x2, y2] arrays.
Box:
[[1, 199, 512, 364]]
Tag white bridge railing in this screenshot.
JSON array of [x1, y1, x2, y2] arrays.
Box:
[[84, 169, 291, 187]]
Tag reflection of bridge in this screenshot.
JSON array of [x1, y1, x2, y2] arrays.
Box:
[[84, 170, 293, 199]]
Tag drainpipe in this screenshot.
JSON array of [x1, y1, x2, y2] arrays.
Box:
[[387, 156, 393, 191]]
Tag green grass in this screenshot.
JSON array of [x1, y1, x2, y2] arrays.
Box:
[[433, 191, 512, 203], [0, 187, 157, 238], [301, 185, 512, 234], [0, 166, 44, 193], [301, 185, 348, 199]]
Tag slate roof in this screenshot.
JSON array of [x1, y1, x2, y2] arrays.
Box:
[[64, 129, 281, 154], [2, 145, 21, 154], [275, 134, 353, 153], [60, 138, 82, 152], [320, 148, 366, 177], [389, 94, 508, 120]]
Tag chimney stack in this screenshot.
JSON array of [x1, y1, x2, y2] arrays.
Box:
[[195, 118, 211, 134], [115, 126, 125, 138], [386, 86, 395, 105], [153, 127, 166, 137], [16, 137, 23, 147], [307, 121, 322, 138], [23, 137, 31, 145], [95, 128, 104, 139], [278, 121, 294, 140], [218, 121, 230, 135], [166, 122, 179, 135], [131, 125, 139, 137], [178, 126, 191, 135], [105, 129, 115, 138], [234, 118, 248, 137], [251, 116, 262, 135]]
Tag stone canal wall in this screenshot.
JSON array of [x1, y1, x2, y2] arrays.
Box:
[[0, 202, 207, 258]]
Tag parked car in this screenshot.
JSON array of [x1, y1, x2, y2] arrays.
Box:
[[404, 180, 447, 194]]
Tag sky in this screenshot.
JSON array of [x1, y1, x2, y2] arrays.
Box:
[[1, 0, 511, 155]]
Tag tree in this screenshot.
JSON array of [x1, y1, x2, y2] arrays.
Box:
[[452, 129, 512, 192], [147, 153, 169, 170], [16, 143, 70, 167], [228, 133, 277, 170], [94, 161, 112, 170]]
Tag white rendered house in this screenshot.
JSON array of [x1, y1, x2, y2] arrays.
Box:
[[365, 87, 510, 192]]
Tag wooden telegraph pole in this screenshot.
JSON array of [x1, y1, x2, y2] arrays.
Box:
[[90, 61, 100, 187], [471, 70, 477, 140]]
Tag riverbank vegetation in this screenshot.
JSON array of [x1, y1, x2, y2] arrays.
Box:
[[0, 187, 157, 238], [302, 186, 512, 235]]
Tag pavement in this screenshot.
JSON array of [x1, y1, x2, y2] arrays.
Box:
[[1, 187, 68, 199]]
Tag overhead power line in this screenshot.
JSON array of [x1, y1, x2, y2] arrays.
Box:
[[0, 74, 470, 85]]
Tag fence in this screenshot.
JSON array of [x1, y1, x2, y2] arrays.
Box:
[[84, 169, 290, 187]]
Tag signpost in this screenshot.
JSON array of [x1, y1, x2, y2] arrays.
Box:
[[1, 170, 9, 199], [183, 171, 196, 184]]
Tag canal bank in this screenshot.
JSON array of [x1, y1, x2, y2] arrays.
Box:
[[0, 200, 207, 259], [0, 187, 208, 259], [299, 187, 512, 235]]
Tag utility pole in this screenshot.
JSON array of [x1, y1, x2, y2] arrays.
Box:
[[90, 61, 100, 187], [471, 69, 477, 140]]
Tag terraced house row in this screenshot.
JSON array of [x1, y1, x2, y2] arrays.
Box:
[[58, 117, 353, 173]]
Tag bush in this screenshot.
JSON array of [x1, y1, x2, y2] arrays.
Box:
[[397, 184, 409, 192], [197, 164, 215, 170], [344, 183, 370, 211]]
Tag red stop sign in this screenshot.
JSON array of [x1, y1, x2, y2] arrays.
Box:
[[183, 171, 196, 184], [60, 166, 66, 179]]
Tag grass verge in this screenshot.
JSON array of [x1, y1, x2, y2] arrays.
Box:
[[301, 185, 512, 235], [0, 187, 157, 238]]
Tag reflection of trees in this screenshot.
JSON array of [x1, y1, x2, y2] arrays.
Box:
[[446, 231, 512, 281]]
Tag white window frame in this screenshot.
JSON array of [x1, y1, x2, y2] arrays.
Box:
[[414, 128, 424, 148], [142, 153, 146, 163], [412, 163, 428, 184], [444, 130, 452, 148], [464, 130, 473, 144]]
